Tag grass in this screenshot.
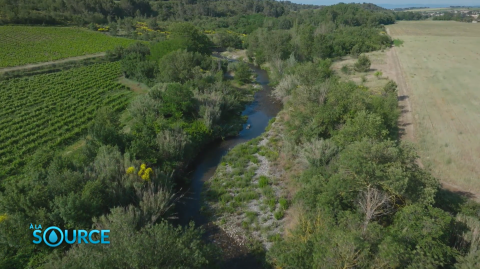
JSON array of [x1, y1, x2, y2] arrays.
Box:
[[0, 26, 137, 68], [274, 210, 284, 220], [386, 21, 480, 198], [258, 176, 269, 188], [393, 39, 404, 47], [331, 50, 391, 94], [279, 198, 289, 210], [204, 131, 289, 246]]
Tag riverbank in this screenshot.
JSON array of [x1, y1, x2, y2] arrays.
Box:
[[173, 54, 282, 267], [203, 115, 288, 249]]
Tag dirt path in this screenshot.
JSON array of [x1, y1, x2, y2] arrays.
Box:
[[382, 28, 415, 143], [0, 52, 106, 73], [385, 47, 416, 143]]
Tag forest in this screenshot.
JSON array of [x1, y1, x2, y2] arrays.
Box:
[[0, 1, 479, 269], [0, 0, 319, 25]]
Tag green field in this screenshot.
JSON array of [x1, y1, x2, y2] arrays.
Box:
[[0, 26, 137, 68], [0, 62, 132, 177]]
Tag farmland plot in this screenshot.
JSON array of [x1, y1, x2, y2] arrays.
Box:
[[386, 21, 480, 198], [0, 26, 136, 68], [0, 62, 132, 177]]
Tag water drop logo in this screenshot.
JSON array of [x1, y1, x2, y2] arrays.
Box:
[[49, 230, 58, 242], [31, 224, 110, 247], [43, 226, 64, 247]]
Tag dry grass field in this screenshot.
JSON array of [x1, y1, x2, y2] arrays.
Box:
[[411, 7, 480, 12], [331, 50, 391, 94], [386, 21, 480, 199]]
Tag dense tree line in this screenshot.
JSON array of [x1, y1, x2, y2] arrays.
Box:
[[0, 0, 318, 25], [264, 54, 480, 269], [394, 11, 427, 20], [245, 4, 394, 64], [433, 12, 477, 22]]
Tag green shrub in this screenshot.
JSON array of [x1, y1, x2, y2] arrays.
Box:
[[262, 186, 275, 199], [234, 191, 258, 203], [279, 198, 289, 210], [235, 61, 253, 85], [354, 54, 371, 72], [274, 210, 284, 220], [220, 193, 233, 203], [383, 80, 398, 93], [350, 44, 361, 57], [258, 176, 269, 188], [266, 198, 276, 212], [393, 39, 404, 47], [341, 64, 351, 74], [268, 234, 281, 242]]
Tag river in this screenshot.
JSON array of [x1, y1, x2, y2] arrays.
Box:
[[175, 59, 282, 267]]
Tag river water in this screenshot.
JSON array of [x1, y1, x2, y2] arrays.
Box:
[[176, 63, 282, 227]]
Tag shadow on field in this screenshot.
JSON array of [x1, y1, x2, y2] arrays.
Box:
[[398, 95, 409, 101], [434, 188, 480, 215]]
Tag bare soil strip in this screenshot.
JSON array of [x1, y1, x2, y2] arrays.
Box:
[[0, 52, 106, 73], [384, 47, 415, 142]]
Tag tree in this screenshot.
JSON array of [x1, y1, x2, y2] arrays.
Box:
[[157, 50, 212, 83], [354, 54, 371, 72], [168, 22, 212, 55], [234, 61, 253, 85], [350, 44, 361, 58], [213, 31, 242, 49], [159, 83, 195, 119], [333, 110, 387, 148], [149, 39, 188, 61], [357, 186, 391, 233], [336, 139, 439, 205], [385, 205, 457, 267], [44, 206, 218, 269]]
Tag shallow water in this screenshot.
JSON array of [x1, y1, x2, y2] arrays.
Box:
[[176, 62, 282, 227]]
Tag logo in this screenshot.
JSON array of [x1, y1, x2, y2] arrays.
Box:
[[31, 224, 110, 247]]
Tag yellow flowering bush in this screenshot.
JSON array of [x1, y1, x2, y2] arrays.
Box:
[[138, 164, 146, 176], [141, 168, 153, 181], [126, 166, 135, 174], [137, 164, 152, 181], [0, 214, 7, 223]]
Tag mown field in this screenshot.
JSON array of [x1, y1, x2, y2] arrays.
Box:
[[0, 26, 136, 68], [386, 21, 480, 197], [0, 62, 132, 177]]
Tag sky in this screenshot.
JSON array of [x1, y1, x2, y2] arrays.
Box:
[[289, 0, 480, 8]]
